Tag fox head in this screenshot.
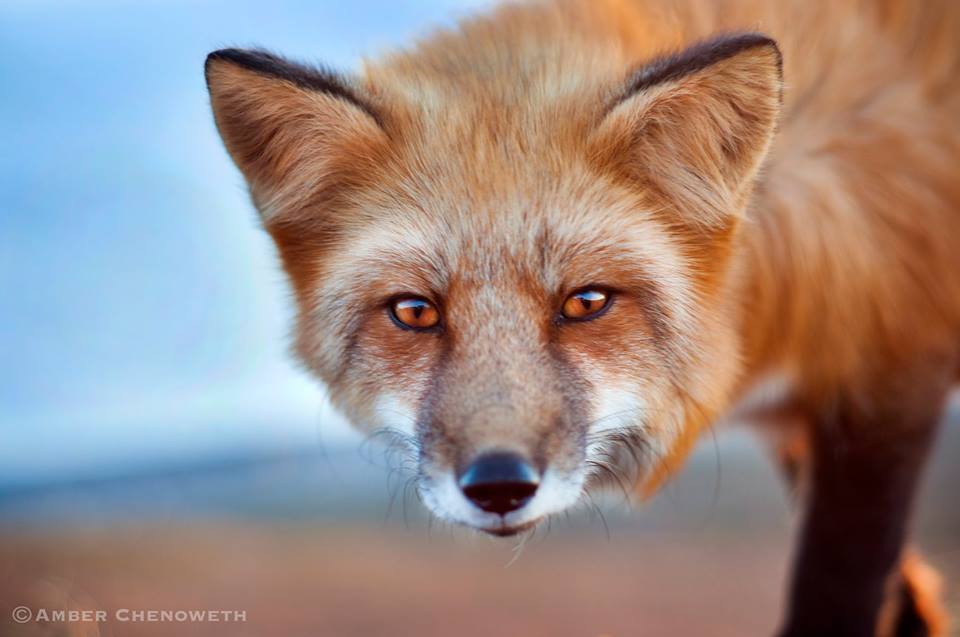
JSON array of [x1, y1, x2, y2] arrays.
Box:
[[205, 17, 781, 535]]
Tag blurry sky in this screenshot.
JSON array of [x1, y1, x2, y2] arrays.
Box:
[[0, 0, 492, 486]]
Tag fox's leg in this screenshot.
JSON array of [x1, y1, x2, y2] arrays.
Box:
[[765, 412, 948, 637], [776, 368, 952, 637]]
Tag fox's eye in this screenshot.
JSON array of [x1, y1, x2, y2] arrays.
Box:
[[561, 289, 610, 321], [390, 297, 441, 330]]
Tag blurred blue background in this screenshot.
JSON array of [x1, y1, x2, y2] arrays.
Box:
[[0, 0, 492, 488]]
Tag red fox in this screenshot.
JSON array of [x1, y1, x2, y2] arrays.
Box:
[[205, 0, 960, 634]]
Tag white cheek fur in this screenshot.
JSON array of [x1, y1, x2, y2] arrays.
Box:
[[371, 392, 419, 440], [590, 384, 646, 434], [583, 378, 647, 458]]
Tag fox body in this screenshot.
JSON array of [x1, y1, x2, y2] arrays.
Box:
[[205, 1, 960, 634]]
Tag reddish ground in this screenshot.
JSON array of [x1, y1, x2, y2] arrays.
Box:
[[0, 524, 795, 637]]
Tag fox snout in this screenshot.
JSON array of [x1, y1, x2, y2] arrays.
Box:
[[419, 441, 588, 536], [458, 452, 540, 517], [410, 287, 594, 534]]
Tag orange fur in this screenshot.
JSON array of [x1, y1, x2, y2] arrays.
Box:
[[207, 1, 959, 633]]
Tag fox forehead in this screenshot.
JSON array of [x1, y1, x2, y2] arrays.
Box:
[[313, 165, 691, 294], [305, 176, 693, 332]]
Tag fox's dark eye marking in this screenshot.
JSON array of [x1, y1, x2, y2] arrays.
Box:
[[389, 297, 441, 331], [561, 289, 612, 321]]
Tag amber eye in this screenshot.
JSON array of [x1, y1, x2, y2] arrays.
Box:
[[561, 289, 611, 321], [390, 297, 441, 330]]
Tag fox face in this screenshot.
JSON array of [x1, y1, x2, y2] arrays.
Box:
[[206, 28, 781, 535]]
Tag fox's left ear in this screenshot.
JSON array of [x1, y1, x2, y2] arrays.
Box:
[[592, 33, 782, 232]]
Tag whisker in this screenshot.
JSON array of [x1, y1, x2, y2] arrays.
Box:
[[506, 528, 532, 567], [586, 459, 631, 503], [584, 490, 611, 541], [584, 378, 726, 505], [383, 469, 401, 526], [402, 474, 417, 529]]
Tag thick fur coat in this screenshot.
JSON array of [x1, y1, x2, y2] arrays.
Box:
[[206, 1, 960, 634]]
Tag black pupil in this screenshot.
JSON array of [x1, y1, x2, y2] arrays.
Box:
[[411, 304, 424, 319], [576, 291, 604, 313]]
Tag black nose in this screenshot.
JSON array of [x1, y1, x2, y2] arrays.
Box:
[[458, 452, 540, 516]]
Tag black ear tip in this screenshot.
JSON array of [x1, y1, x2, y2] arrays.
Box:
[[736, 32, 779, 50], [206, 49, 228, 68], [703, 32, 782, 70], [206, 48, 269, 66], [202, 47, 313, 86], [743, 33, 783, 69], [204, 48, 282, 89], [623, 31, 782, 98], [204, 48, 240, 85], [739, 33, 784, 87], [205, 48, 255, 74], [202, 47, 382, 124]]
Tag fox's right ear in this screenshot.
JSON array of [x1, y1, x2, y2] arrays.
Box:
[[205, 49, 387, 222], [590, 33, 782, 234]]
